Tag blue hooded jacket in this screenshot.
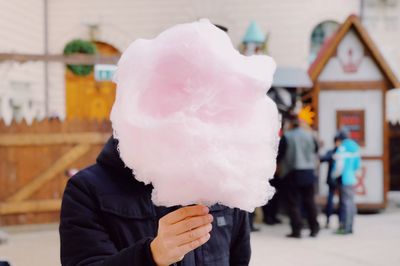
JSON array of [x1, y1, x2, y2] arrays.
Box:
[[333, 139, 361, 186]]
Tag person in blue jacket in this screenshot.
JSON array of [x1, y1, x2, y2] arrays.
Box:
[[59, 137, 251, 266], [332, 131, 361, 235]]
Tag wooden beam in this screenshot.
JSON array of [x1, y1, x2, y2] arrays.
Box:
[[362, 156, 384, 160], [318, 81, 385, 90], [356, 203, 386, 211], [0, 199, 61, 215], [312, 82, 320, 130], [7, 144, 91, 202], [316, 196, 385, 211], [0, 53, 120, 65], [0, 132, 109, 146], [390, 131, 400, 138]]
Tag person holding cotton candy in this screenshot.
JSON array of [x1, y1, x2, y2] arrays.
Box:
[[60, 19, 279, 266]]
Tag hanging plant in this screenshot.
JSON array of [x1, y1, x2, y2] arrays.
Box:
[[63, 39, 97, 76]]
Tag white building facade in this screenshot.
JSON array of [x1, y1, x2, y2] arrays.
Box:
[[1, 0, 399, 121], [0, 0, 46, 124]]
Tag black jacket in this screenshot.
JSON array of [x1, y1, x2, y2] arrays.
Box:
[[320, 148, 338, 187], [60, 137, 251, 266]]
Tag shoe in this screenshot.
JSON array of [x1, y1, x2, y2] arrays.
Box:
[[310, 227, 320, 237], [251, 226, 261, 232], [264, 219, 276, 225], [273, 217, 282, 224], [263, 218, 273, 225], [286, 233, 301, 239], [334, 228, 351, 235], [264, 217, 282, 225]]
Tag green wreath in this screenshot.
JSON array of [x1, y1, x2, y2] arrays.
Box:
[[63, 39, 97, 76]]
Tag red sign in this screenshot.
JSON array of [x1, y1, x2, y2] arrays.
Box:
[[336, 110, 365, 146]]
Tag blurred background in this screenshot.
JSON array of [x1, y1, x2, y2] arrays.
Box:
[[0, 0, 399, 265]]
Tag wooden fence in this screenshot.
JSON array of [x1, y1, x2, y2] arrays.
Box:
[[0, 119, 111, 226]]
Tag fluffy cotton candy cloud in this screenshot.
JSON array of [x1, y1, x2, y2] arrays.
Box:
[[111, 19, 280, 212]]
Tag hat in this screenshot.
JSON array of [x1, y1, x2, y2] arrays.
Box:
[[335, 128, 349, 141]]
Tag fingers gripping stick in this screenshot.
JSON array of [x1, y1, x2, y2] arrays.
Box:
[[150, 205, 213, 266]]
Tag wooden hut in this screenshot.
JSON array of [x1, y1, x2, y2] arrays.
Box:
[[308, 15, 400, 210]]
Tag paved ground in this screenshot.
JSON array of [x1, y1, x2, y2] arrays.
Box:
[[1, 194, 400, 266], [251, 209, 400, 266]]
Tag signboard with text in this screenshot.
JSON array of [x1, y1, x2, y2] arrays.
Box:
[[95, 64, 117, 81], [336, 109, 365, 146]]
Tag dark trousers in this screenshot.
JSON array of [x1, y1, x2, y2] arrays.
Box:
[[326, 183, 337, 224], [286, 183, 319, 235], [262, 192, 279, 222], [262, 177, 281, 223], [249, 212, 255, 229]]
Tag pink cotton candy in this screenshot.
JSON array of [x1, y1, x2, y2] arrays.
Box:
[[110, 19, 280, 212]]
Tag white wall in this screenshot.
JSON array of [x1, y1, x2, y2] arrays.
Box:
[[47, 0, 360, 68], [0, 0, 44, 53], [1, 0, 362, 120], [0, 0, 46, 123], [363, 0, 400, 81], [318, 90, 383, 157], [319, 30, 384, 82], [319, 90, 385, 204]]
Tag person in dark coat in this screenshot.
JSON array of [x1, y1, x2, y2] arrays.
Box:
[[320, 136, 341, 228], [59, 137, 251, 266], [278, 118, 320, 238]]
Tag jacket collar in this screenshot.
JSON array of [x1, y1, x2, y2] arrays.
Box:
[[96, 136, 133, 178]]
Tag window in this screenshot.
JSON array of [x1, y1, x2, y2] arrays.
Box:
[[309, 21, 339, 64]]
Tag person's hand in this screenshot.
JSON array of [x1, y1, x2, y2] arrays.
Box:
[[150, 205, 213, 266]]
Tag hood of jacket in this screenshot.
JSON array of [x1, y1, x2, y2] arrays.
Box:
[[341, 138, 360, 153], [96, 137, 130, 174], [96, 136, 155, 192]]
